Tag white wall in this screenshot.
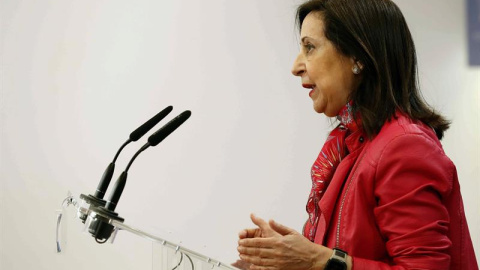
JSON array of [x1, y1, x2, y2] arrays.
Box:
[[1, 0, 478, 269]]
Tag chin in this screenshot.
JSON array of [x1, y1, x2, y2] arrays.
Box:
[[313, 105, 332, 117], [313, 106, 323, 115], [320, 109, 340, 118], [313, 101, 333, 116]]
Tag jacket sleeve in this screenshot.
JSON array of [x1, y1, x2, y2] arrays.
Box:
[[353, 133, 453, 270]]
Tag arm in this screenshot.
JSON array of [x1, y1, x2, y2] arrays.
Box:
[[352, 133, 452, 269], [238, 134, 453, 270]]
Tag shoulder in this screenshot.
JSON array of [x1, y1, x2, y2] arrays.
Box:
[[361, 112, 454, 175], [362, 113, 455, 198]]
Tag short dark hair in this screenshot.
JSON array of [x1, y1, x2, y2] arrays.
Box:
[[296, 0, 450, 139]]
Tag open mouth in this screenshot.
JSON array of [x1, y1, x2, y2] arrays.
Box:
[[303, 84, 316, 97]]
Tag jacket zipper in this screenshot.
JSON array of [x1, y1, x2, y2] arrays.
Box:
[[336, 152, 367, 247]]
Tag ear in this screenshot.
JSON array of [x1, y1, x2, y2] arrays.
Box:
[[351, 57, 364, 70]]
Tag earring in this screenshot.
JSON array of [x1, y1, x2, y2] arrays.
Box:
[[352, 65, 361, 74]]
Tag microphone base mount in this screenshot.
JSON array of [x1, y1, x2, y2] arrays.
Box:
[[78, 194, 106, 223], [87, 206, 124, 242]]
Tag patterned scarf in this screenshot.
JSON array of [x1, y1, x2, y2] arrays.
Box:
[[303, 101, 359, 241]]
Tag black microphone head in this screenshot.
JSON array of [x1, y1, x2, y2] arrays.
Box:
[[129, 106, 173, 141], [148, 110, 191, 147]]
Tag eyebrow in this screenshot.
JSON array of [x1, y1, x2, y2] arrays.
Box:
[[301, 36, 313, 44]]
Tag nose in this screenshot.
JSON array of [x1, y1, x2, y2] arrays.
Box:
[[291, 53, 305, 77]]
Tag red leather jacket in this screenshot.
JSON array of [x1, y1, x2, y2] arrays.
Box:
[[311, 113, 478, 269]]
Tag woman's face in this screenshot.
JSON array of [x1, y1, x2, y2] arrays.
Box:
[[292, 12, 360, 117]]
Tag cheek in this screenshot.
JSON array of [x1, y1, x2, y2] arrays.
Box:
[[313, 67, 353, 113], [305, 62, 325, 86]]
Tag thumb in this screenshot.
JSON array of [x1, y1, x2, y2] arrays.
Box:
[[250, 213, 269, 230], [269, 219, 295, 236], [250, 214, 278, 237]]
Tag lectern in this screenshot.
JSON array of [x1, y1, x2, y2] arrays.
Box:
[[55, 108, 240, 270], [56, 192, 239, 270]]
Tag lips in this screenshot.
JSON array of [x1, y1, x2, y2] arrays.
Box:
[[302, 84, 316, 97]]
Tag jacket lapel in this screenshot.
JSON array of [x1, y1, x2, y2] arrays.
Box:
[[314, 146, 363, 244]]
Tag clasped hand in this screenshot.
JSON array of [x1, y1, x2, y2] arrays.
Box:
[[233, 214, 333, 270]]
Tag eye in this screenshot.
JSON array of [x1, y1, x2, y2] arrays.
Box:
[[303, 43, 315, 54]]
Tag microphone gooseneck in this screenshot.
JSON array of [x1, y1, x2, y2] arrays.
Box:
[[87, 108, 191, 243], [91, 106, 173, 200], [104, 110, 192, 211], [80, 106, 173, 227]]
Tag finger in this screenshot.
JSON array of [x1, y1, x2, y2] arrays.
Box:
[[239, 230, 247, 239], [238, 246, 276, 257], [238, 237, 275, 248], [250, 265, 277, 270], [239, 254, 277, 267], [250, 214, 278, 237], [239, 228, 260, 239], [231, 259, 251, 270], [268, 219, 295, 236]]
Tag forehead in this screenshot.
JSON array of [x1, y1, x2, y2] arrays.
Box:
[[300, 11, 325, 40]]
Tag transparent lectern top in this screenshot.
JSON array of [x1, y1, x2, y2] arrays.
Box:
[[57, 192, 239, 270]]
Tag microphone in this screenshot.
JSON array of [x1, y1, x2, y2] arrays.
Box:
[[105, 110, 192, 211], [88, 110, 192, 242], [79, 106, 173, 222], [95, 105, 174, 199]]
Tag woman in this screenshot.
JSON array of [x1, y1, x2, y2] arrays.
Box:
[[235, 0, 478, 269]]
